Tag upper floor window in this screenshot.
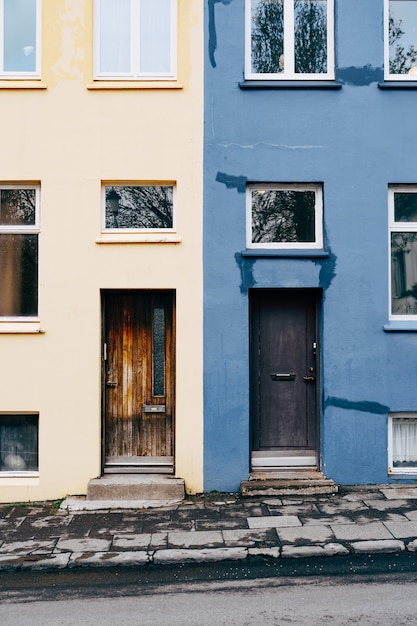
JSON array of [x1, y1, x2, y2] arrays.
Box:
[[0, 0, 40, 78], [0, 185, 40, 319], [246, 183, 323, 249], [103, 184, 175, 232], [385, 0, 417, 79], [245, 0, 334, 80], [389, 186, 417, 319], [94, 0, 177, 80]]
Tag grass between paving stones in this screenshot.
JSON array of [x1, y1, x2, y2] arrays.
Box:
[[1, 498, 65, 514]]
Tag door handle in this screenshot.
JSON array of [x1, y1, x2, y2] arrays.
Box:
[[303, 376, 315, 382], [271, 373, 296, 381]]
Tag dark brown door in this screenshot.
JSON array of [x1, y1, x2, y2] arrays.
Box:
[[103, 290, 175, 473], [250, 290, 319, 462]]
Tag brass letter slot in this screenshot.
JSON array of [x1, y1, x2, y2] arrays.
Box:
[[142, 405, 165, 413], [270, 373, 296, 381]]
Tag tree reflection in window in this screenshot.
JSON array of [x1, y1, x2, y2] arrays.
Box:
[[0, 188, 38, 317], [389, 0, 417, 75], [251, 188, 315, 244], [251, 0, 328, 75], [105, 185, 173, 230], [391, 232, 417, 315]]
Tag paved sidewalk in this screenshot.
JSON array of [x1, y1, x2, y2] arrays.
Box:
[[2, 486, 417, 571]]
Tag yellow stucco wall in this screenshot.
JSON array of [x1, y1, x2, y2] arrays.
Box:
[[0, 0, 203, 502]]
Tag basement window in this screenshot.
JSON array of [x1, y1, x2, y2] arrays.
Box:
[[388, 413, 417, 474], [0, 414, 39, 474]]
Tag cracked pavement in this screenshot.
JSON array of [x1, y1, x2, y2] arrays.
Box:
[[1, 486, 417, 570]]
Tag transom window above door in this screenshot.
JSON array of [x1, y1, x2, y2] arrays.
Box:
[[247, 183, 323, 249], [389, 185, 417, 319], [0, 0, 41, 78], [94, 0, 177, 80], [385, 0, 417, 80], [245, 0, 334, 80], [103, 184, 175, 232]]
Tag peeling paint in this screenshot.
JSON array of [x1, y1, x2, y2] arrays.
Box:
[[325, 396, 390, 415], [336, 65, 383, 86], [235, 253, 256, 294], [208, 0, 233, 68], [216, 172, 247, 192]]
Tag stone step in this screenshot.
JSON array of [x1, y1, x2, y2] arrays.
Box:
[[240, 471, 338, 497], [87, 474, 185, 502]]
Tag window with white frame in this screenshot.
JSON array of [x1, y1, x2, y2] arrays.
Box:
[[0, 185, 39, 318], [247, 183, 323, 249], [389, 186, 417, 319], [245, 0, 334, 80], [0, 413, 39, 474], [103, 184, 174, 232], [0, 0, 40, 78], [94, 0, 177, 80], [385, 0, 417, 79], [389, 413, 417, 474]]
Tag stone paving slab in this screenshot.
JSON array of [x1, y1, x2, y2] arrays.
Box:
[[281, 543, 349, 559], [2, 486, 417, 571], [331, 522, 393, 541], [222, 528, 278, 547], [350, 540, 405, 554], [167, 530, 223, 549], [381, 488, 417, 500], [277, 525, 335, 545], [383, 521, 417, 539], [247, 515, 301, 529]]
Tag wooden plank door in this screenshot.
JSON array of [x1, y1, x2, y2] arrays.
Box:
[[103, 290, 175, 473], [250, 290, 319, 467]]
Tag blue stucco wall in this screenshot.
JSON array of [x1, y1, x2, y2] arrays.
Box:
[[203, 0, 417, 490]]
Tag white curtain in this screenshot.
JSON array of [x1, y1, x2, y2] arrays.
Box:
[[99, 0, 131, 74], [393, 419, 417, 465], [140, 0, 171, 73]]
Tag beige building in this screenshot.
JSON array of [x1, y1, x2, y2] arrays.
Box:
[[0, 0, 203, 502]]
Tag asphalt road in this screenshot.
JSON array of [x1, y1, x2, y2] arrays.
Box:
[[1, 554, 417, 624]]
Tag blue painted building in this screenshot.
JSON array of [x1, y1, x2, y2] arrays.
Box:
[[204, 0, 417, 490]]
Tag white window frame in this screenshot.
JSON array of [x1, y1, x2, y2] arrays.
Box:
[[0, 183, 40, 321], [384, 0, 417, 81], [94, 0, 177, 81], [388, 412, 417, 475], [388, 185, 417, 321], [245, 0, 334, 80], [0, 0, 41, 79], [101, 183, 176, 234], [246, 183, 324, 250]]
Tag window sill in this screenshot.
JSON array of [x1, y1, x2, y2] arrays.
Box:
[[241, 249, 329, 258], [239, 80, 341, 90], [96, 233, 181, 244], [0, 81, 47, 89], [378, 81, 417, 90], [0, 471, 39, 478], [0, 322, 45, 334], [384, 322, 417, 332], [0, 474, 39, 486], [87, 81, 183, 90]]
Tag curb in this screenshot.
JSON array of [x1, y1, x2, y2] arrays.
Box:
[[0, 540, 413, 572]]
